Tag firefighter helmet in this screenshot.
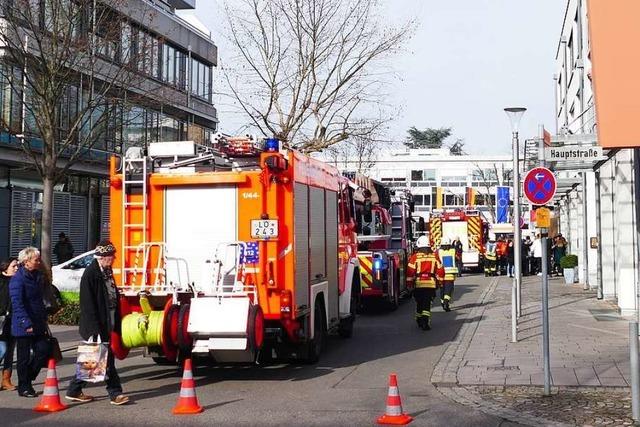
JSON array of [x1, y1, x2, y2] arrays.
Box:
[[416, 236, 430, 249]]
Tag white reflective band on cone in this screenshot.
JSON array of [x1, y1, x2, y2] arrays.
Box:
[[385, 404, 402, 416], [182, 370, 193, 380], [47, 370, 57, 379], [179, 388, 196, 398], [43, 386, 59, 396], [388, 386, 399, 396]]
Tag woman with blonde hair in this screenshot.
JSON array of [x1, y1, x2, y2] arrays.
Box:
[[10, 247, 50, 398]]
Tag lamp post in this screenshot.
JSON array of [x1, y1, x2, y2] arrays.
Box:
[[504, 107, 526, 343]]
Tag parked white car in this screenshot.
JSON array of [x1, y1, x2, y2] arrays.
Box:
[[51, 250, 96, 292]]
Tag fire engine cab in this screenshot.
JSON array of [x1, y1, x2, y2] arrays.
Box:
[[108, 136, 360, 365]]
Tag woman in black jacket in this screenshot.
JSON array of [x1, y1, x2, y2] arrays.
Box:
[[0, 257, 18, 391]]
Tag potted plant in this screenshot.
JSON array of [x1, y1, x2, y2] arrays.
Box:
[[559, 254, 578, 284]]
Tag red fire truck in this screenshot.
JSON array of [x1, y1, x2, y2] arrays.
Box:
[[348, 174, 414, 309], [429, 209, 487, 271], [108, 137, 361, 365]]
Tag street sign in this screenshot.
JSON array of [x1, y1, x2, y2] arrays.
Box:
[[544, 145, 605, 162], [536, 207, 551, 228], [523, 167, 556, 205]]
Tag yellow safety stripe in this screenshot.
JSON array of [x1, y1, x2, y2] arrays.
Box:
[[467, 216, 482, 252], [430, 218, 442, 247]]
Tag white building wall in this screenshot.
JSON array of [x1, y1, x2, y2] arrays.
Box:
[[586, 172, 599, 287], [613, 151, 637, 315], [598, 160, 616, 300]]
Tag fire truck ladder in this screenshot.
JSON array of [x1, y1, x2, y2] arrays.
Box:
[[121, 156, 150, 290], [390, 203, 405, 250]]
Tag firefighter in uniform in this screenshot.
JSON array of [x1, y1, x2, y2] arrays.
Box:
[[407, 236, 444, 330], [437, 238, 458, 312], [484, 239, 498, 276]]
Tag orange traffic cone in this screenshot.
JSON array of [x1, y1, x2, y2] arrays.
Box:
[[33, 359, 68, 413], [377, 373, 413, 425], [172, 358, 203, 415]]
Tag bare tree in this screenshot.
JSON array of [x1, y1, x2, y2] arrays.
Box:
[[325, 134, 381, 173], [0, 0, 155, 267], [222, 0, 413, 152], [471, 163, 512, 223]]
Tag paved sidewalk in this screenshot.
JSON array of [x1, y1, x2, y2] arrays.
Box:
[[432, 274, 636, 426]]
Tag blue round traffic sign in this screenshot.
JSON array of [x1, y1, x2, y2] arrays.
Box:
[[523, 167, 556, 205]]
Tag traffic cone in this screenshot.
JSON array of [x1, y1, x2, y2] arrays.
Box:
[[377, 373, 412, 425], [172, 358, 203, 415], [33, 359, 67, 413]]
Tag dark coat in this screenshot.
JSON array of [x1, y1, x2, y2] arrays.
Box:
[[54, 239, 74, 264], [0, 274, 11, 338], [9, 266, 48, 337], [79, 259, 121, 342]]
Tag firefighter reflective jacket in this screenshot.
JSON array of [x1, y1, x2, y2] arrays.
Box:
[[485, 242, 497, 261], [438, 248, 458, 281], [407, 251, 444, 288]]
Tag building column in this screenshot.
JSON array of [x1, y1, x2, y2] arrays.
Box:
[[614, 150, 636, 315], [599, 159, 616, 300]]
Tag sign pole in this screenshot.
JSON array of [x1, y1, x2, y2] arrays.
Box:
[[513, 131, 522, 319], [538, 125, 551, 396]]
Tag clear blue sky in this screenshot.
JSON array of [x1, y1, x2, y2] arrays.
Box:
[[188, 0, 565, 155]]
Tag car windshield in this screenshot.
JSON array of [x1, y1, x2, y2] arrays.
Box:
[[67, 253, 94, 269]]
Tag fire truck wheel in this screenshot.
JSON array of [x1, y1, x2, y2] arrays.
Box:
[[304, 299, 326, 364], [247, 304, 265, 351], [177, 303, 193, 354]]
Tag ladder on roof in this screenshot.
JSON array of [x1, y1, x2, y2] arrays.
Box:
[[390, 203, 405, 249], [121, 156, 150, 289]]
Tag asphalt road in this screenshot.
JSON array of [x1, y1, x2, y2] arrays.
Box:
[[3, 275, 521, 426]]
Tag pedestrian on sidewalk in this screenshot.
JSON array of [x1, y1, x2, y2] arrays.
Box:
[[552, 234, 567, 276], [437, 238, 457, 311], [53, 232, 74, 264], [9, 247, 50, 398], [506, 240, 515, 278], [0, 257, 18, 391], [407, 236, 443, 330], [66, 240, 129, 406], [532, 234, 542, 275], [522, 236, 532, 276], [496, 237, 508, 275]]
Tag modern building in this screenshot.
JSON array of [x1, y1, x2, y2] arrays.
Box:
[[554, 0, 637, 314], [0, 0, 217, 260], [331, 147, 512, 222]]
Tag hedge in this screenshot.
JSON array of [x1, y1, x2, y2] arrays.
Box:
[[559, 254, 578, 269], [49, 291, 80, 326]]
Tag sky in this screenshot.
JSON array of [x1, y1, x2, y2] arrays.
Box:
[[185, 0, 566, 155]]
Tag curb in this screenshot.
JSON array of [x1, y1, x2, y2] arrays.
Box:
[[430, 276, 568, 427]]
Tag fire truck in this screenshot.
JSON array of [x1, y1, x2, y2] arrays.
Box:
[[348, 174, 414, 309], [429, 209, 487, 271], [107, 136, 360, 365]]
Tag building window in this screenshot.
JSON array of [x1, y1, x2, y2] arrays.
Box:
[[411, 170, 423, 181]]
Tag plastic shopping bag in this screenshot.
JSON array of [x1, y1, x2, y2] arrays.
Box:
[[75, 336, 109, 383]]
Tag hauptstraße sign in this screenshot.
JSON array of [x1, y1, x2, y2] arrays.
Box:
[[544, 146, 605, 162]]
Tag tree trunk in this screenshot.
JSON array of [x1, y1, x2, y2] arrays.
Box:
[[41, 175, 54, 272]]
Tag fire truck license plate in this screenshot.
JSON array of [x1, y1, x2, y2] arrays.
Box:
[[251, 220, 278, 239]]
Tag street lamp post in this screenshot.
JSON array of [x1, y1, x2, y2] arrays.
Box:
[[505, 107, 526, 343]]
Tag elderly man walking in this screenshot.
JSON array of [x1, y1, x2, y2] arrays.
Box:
[[66, 241, 129, 406]]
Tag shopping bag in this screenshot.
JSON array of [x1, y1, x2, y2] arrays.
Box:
[[75, 336, 109, 383]]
